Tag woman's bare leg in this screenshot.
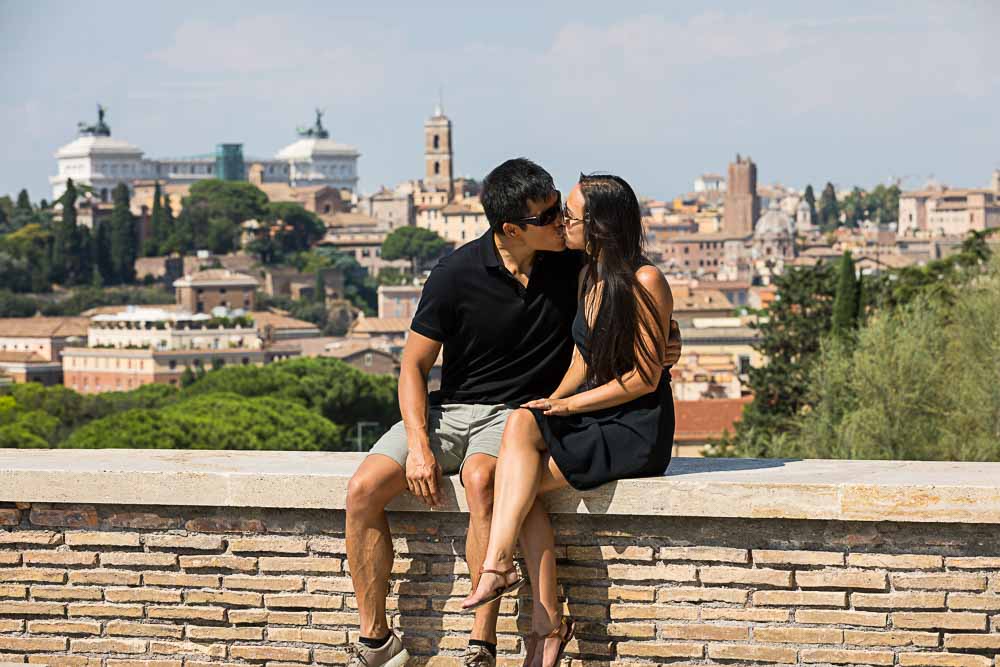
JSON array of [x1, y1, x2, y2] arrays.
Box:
[[462, 409, 569, 610], [517, 498, 560, 667]]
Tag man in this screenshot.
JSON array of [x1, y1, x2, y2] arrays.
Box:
[[345, 158, 680, 667]]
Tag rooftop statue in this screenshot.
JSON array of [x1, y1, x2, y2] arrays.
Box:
[[78, 104, 111, 137], [296, 108, 329, 139]]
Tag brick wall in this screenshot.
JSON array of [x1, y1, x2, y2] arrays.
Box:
[[1, 503, 999, 666]]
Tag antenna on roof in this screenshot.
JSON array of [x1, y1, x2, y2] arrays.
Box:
[[435, 87, 444, 117]]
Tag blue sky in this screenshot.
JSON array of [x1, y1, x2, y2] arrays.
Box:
[[1, 1, 997, 203]]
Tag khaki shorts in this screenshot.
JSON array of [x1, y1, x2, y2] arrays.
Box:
[[367, 403, 513, 477]]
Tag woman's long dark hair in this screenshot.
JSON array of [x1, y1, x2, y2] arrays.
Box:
[[579, 173, 666, 389]]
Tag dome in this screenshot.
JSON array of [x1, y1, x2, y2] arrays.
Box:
[[54, 134, 143, 160], [754, 201, 794, 238], [275, 137, 359, 160]]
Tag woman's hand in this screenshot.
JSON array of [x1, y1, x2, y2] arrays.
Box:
[[521, 397, 574, 416]]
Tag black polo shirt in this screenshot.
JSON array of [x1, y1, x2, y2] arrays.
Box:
[[410, 230, 583, 407]]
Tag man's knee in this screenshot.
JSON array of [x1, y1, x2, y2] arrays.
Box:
[[462, 457, 496, 513], [347, 463, 399, 516]]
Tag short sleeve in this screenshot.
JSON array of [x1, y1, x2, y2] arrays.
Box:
[[409, 260, 455, 342]]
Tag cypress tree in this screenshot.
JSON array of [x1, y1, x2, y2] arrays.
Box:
[[160, 192, 174, 253], [109, 183, 137, 284], [15, 189, 31, 213], [0, 202, 7, 230], [145, 181, 164, 257], [818, 182, 840, 232], [803, 184, 817, 225], [832, 251, 861, 336], [314, 271, 325, 303], [52, 179, 83, 285], [94, 219, 113, 285]]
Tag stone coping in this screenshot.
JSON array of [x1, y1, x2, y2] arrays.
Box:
[[2, 449, 1000, 524]]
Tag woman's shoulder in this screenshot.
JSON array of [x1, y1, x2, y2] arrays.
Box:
[[635, 264, 671, 298]]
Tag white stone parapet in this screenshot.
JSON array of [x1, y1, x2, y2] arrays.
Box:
[[1, 449, 998, 524]]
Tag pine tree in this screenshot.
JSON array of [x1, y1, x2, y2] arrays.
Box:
[[109, 183, 137, 284], [832, 251, 861, 336], [144, 181, 164, 257], [818, 182, 840, 232]]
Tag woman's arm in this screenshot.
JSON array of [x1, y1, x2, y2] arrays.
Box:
[[546, 265, 589, 399], [525, 266, 673, 416], [548, 346, 586, 399]]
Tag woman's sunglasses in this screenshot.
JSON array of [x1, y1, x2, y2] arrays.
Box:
[[511, 191, 562, 227]]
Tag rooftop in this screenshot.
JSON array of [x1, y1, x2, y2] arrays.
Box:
[[0, 316, 90, 338]]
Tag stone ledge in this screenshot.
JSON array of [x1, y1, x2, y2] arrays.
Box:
[[1, 449, 999, 524]]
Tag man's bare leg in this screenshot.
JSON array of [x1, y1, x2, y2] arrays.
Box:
[[346, 454, 409, 638], [462, 454, 501, 645]]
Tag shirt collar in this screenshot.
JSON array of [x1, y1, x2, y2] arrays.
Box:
[[478, 229, 502, 269]]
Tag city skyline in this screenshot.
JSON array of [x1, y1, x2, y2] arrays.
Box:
[[1, 0, 998, 202]]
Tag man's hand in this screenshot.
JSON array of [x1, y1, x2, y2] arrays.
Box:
[[664, 318, 682, 366], [405, 444, 442, 507]]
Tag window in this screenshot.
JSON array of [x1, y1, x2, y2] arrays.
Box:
[[169, 360, 176, 370], [433, 135, 440, 149], [324, 204, 331, 213], [434, 161, 440, 175], [242, 357, 250, 365], [364, 352, 373, 367], [220, 288, 226, 294], [739, 355, 752, 375]]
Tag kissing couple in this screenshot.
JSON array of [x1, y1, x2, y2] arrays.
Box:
[[345, 158, 680, 667]]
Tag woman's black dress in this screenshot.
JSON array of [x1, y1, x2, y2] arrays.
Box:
[[529, 294, 675, 491]]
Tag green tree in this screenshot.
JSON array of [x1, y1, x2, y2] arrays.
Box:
[[144, 181, 164, 257], [818, 182, 840, 232], [184, 180, 268, 226], [180, 366, 197, 388], [314, 271, 326, 303], [831, 251, 861, 337], [0, 201, 7, 232], [108, 183, 137, 284], [840, 187, 868, 228], [867, 184, 900, 224], [51, 179, 85, 285], [15, 189, 31, 213], [382, 226, 448, 274], [1, 224, 53, 293], [712, 263, 838, 457], [160, 193, 174, 250], [267, 202, 325, 255], [802, 184, 817, 227], [93, 219, 114, 285]]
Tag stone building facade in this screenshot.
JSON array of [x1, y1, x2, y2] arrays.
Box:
[[722, 155, 760, 237]]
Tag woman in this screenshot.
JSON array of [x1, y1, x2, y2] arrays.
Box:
[[460, 174, 676, 666]]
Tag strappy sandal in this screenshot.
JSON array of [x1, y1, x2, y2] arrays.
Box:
[[463, 563, 525, 611], [530, 616, 575, 667]]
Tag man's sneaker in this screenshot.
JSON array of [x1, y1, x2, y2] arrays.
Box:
[[347, 633, 409, 667], [462, 644, 496, 667]]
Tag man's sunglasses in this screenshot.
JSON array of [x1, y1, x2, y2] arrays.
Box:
[[510, 191, 562, 227]]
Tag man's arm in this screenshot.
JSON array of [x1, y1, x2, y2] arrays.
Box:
[[398, 331, 444, 507]]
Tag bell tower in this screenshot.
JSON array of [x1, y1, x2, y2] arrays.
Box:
[[424, 97, 453, 196]]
